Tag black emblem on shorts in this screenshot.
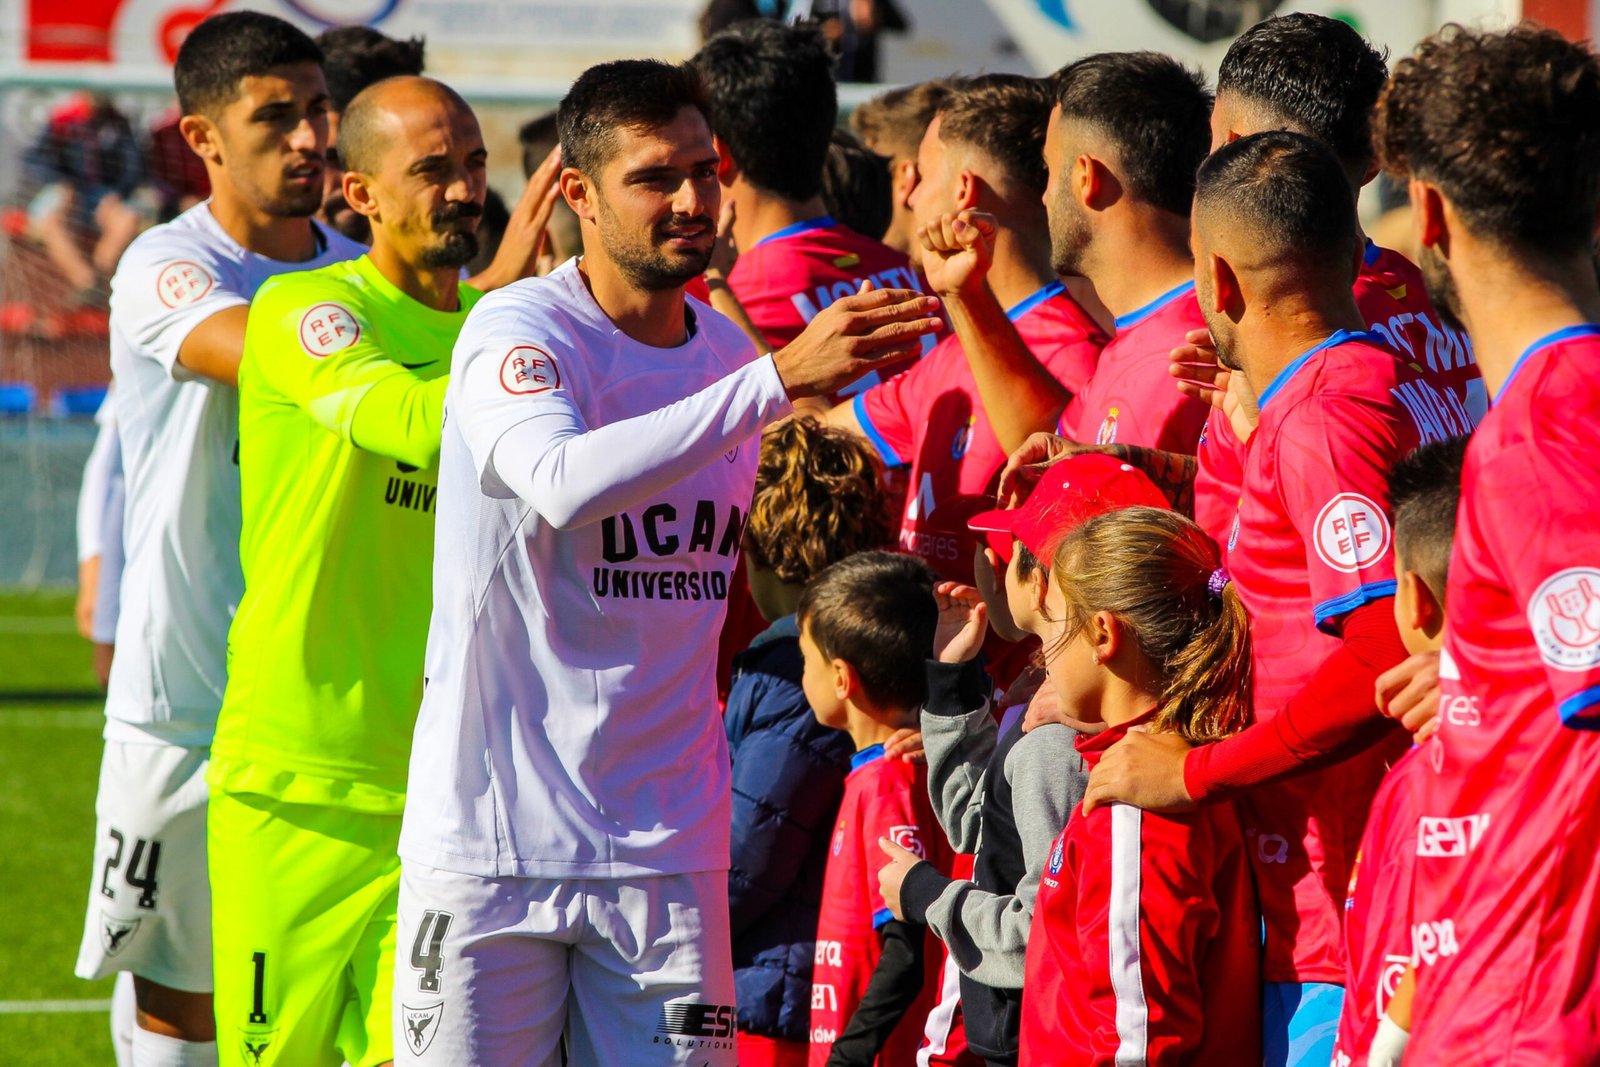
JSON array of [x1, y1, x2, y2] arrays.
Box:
[[100, 914, 140, 957], [403, 1003, 444, 1055], [237, 1026, 276, 1065]]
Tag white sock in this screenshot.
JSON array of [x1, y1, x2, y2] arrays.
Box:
[[110, 972, 137, 1067], [130, 1027, 218, 1067]]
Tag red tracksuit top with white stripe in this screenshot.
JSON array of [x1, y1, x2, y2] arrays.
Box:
[[1018, 711, 1261, 1066]]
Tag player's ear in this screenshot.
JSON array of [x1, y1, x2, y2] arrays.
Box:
[[343, 169, 380, 220], [1089, 610, 1120, 666], [561, 167, 596, 224], [1404, 570, 1446, 640], [893, 157, 918, 209], [832, 657, 856, 702], [1072, 153, 1097, 211], [1413, 178, 1449, 256], [179, 113, 222, 166], [1207, 251, 1240, 317], [1027, 564, 1050, 619], [954, 169, 980, 212], [714, 135, 738, 188]]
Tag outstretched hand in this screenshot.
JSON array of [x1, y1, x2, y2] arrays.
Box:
[[932, 582, 988, 664], [466, 145, 563, 292], [773, 280, 942, 401]]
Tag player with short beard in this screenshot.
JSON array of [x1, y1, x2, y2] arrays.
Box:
[[1091, 131, 1463, 1067], [73, 12, 365, 1067], [210, 76, 548, 1067], [392, 59, 939, 1066]]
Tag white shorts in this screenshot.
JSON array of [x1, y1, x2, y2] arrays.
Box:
[[394, 863, 737, 1067], [75, 738, 212, 991]]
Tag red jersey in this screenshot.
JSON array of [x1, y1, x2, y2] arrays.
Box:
[[1331, 744, 1428, 1067], [1407, 325, 1600, 1064], [855, 281, 1105, 584], [1226, 329, 1469, 983], [1060, 280, 1210, 454], [1019, 712, 1261, 1066], [1355, 241, 1485, 425], [727, 216, 925, 393], [811, 745, 953, 1067], [1193, 243, 1482, 549]]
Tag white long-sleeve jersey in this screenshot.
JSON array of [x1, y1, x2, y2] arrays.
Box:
[[400, 260, 792, 879]]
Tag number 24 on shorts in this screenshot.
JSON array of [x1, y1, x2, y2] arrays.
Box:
[[100, 828, 161, 910]]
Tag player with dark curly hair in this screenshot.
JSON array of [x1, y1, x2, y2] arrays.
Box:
[[1374, 24, 1600, 1064]]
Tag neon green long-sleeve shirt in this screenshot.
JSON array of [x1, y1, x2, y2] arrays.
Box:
[[211, 255, 480, 812]]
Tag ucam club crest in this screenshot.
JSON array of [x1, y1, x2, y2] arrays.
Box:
[[100, 913, 139, 956], [1529, 567, 1600, 671], [403, 1002, 445, 1056]]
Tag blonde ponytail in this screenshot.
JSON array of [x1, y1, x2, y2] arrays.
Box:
[[1048, 506, 1254, 744]]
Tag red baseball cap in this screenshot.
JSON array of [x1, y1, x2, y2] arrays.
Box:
[[967, 453, 1168, 565]]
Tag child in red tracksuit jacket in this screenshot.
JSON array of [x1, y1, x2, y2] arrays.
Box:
[[1020, 506, 1261, 1066]]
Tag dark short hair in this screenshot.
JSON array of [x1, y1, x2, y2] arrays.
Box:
[[1054, 52, 1213, 216], [175, 11, 323, 118], [938, 73, 1056, 200], [1217, 14, 1389, 172], [850, 79, 952, 161], [1377, 24, 1600, 257], [519, 110, 560, 178], [557, 59, 710, 179], [821, 129, 892, 240], [316, 26, 425, 112], [1389, 436, 1468, 601], [1195, 129, 1356, 267], [692, 20, 837, 202], [798, 551, 937, 711]]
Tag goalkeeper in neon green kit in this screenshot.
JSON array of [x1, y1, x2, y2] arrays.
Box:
[[208, 76, 557, 1067]]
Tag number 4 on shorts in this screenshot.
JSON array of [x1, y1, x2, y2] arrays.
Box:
[[410, 910, 453, 994]]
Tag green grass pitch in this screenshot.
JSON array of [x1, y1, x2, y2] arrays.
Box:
[[0, 590, 117, 1063]]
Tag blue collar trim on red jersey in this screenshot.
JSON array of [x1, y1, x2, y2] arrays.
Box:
[[1257, 329, 1383, 410], [752, 215, 837, 249], [1005, 280, 1066, 322], [1500, 323, 1600, 399], [1363, 238, 1381, 267], [850, 743, 887, 771], [1114, 279, 1196, 330]]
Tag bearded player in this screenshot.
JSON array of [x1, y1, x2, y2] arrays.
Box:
[[1376, 26, 1600, 1064], [74, 14, 364, 1066], [209, 76, 556, 1067], [393, 59, 940, 1065]]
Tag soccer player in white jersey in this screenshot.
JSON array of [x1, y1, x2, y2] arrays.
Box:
[[73, 13, 364, 1066], [395, 59, 942, 1066]]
